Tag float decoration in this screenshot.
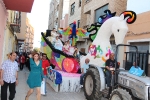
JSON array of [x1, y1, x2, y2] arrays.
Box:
[[41, 32, 80, 73], [87, 10, 116, 41], [80, 10, 137, 68], [58, 21, 89, 46]]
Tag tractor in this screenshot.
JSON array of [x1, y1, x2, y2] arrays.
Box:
[[83, 44, 150, 100]]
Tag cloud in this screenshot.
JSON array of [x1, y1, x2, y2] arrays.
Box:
[[27, 0, 51, 48]]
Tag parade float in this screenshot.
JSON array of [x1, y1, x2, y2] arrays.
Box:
[[41, 21, 89, 92], [40, 9, 136, 93]]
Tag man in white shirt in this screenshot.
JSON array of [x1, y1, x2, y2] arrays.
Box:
[[80, 58, 90, 87], [0, 52, 18, 100]]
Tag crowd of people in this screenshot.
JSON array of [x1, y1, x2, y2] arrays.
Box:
[[0, 51, 51, 100], [47, 28, 81, 61]]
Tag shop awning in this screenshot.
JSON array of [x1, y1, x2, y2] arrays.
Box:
[[3, 0, 34, 12]]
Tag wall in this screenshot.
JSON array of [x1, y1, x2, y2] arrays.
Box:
[[0, 1, 8, 64], [68, 0, 81, 25], [127, 11, 150, 34], [60, 14, 69, 42], [80, 0, 127, 28], [57, 0, 63, 29], [48, 0, 55, 30], [4, 28, 15, 60], [124, 11, 150, 54]]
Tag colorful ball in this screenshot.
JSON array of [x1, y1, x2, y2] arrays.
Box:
[[62, 58, 74, 73]]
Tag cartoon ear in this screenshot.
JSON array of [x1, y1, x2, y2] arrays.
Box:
[[120, 14, 124, 20]]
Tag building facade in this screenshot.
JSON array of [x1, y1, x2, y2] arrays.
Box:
[[68, 0, 82, 27], [0, 0, 8, 64], [68, 0, 127, 53], [48, 0, 63, 30], [0, 0, 34, 64], [3, 10, 28, 60], [59, 14, 69, 41], [24, 18, 34, 52]]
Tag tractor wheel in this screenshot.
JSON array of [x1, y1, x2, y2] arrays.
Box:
[[83, 67, 102, 100], [110, 88, 132, 100]]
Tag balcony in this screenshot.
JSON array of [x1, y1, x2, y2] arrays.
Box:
[[3, 0, 34, 12], [10, 11, 21, 33]]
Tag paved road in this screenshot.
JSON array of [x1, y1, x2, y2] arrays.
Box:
[[15, 68, 85, 100], [14, 67, 107, 100]]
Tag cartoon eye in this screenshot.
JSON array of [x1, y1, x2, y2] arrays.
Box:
[[117, 29, 119, 32]]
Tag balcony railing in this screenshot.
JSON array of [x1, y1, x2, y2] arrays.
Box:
[[10, 11, 21, 33]]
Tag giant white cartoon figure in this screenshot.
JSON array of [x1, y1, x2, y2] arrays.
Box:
[[80, 11, 136, 67]]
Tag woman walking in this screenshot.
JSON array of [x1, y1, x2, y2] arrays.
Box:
[[25, 53, 44, 100]]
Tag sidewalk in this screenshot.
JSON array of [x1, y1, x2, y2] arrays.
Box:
[[15, 67, 86, 100]]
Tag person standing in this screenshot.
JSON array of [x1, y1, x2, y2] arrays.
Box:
[[25, 53, 44, 100], [19, 54, 25, 70], [0, 52, 19, 100], [42, 53, 50, 95], [80, 58, 90, 87], [26, 55, 30, 71]]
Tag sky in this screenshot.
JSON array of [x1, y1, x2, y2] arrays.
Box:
[[62, 0, 69, 18], [27, 0, 51, 48], [127, 0, 150, 14]]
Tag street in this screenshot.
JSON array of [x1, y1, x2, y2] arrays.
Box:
[[15, 67, 85, 100], [14, 67, 107, 100]]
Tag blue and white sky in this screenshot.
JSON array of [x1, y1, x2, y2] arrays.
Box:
[[127, 0, 150, 14], [27, 0, 51, 48], [27, 0, 150, 48]]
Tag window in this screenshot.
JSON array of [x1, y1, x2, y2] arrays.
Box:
[[129, 42, 149, 52], [70, 2, 75, 15], [95, 4, 108, 23], [77, 20, 80, 28], [79, 0, 81, 7]]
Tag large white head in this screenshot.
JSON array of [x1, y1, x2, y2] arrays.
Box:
[[111, 11, 136, 45]]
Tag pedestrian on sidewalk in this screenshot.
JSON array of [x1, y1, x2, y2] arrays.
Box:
[[0, 52, 19, 100], [26, 54, 31, 71], [19, 54, 25, 71], [42, 53, 50, 95], [25, 53, 44, 100]]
